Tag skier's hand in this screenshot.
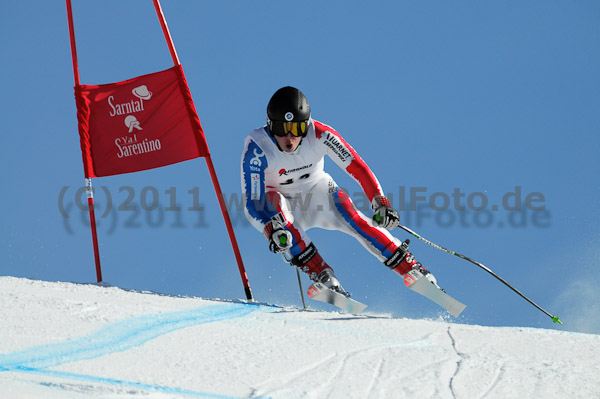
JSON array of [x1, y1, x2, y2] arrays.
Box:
[[371, 195, 399, 230], [269, 228, 293, 253], [264, 218, 293, 253]]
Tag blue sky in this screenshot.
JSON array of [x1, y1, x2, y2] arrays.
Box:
[[1, 1, 599, 333]]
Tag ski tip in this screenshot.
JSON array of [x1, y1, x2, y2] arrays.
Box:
[[552, 315, 563, 325]]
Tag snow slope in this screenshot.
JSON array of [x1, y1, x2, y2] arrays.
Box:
[[0, 277, 598, 399]]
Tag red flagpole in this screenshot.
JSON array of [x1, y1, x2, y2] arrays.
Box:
[[151, 0, 180, 65], [204, 157, 254, 300], [66, 0, 103, 283], [152, 0, 253, 300]]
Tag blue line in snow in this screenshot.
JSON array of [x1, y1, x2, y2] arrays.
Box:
[[0, 303, 252, 369], [0, 302, 271, 399], [13, 366, 270, 399]]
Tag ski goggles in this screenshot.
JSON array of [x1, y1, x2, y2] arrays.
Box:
[[268, 119, 309, 137]]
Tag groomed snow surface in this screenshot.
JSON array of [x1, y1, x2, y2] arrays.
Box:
[[1, 277, 598, 399]]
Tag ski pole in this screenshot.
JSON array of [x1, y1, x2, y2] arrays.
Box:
[[281, 253, 307, 310], [295, 266, 307, 310], [397, 224, 562, 325]]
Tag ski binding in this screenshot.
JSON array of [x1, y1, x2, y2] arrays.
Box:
[[307, 282, 368, 314], [404, 269, 466, 317]]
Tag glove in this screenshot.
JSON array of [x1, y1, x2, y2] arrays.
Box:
[[264, 217, 293, 253], [371, 195, 399, 230], [269, 229, 293, 253]]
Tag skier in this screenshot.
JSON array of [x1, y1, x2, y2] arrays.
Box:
[[241, 86, 437, 297]]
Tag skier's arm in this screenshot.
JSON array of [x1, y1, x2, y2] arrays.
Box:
[[241, 137, 307, 253], [315, 120, 399, 229], [241, 138, 278, 231], [314, 120, 384, 201]]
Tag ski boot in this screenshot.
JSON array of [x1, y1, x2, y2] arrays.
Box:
[[386, 239, 442, 290], [314, 268, 350, 297], [386, 241, 465, 316], [411, 263, 442, 290]]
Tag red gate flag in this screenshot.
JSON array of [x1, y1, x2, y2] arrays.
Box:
[[75, 65, 209, 178], [66, 0, 253, 300]]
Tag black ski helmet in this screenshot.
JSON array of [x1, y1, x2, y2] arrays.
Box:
[[266, 86, 311, 136]]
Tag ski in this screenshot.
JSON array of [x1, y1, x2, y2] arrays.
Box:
[[307, 282, 368, 314], [404, 269, 466, 317]]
